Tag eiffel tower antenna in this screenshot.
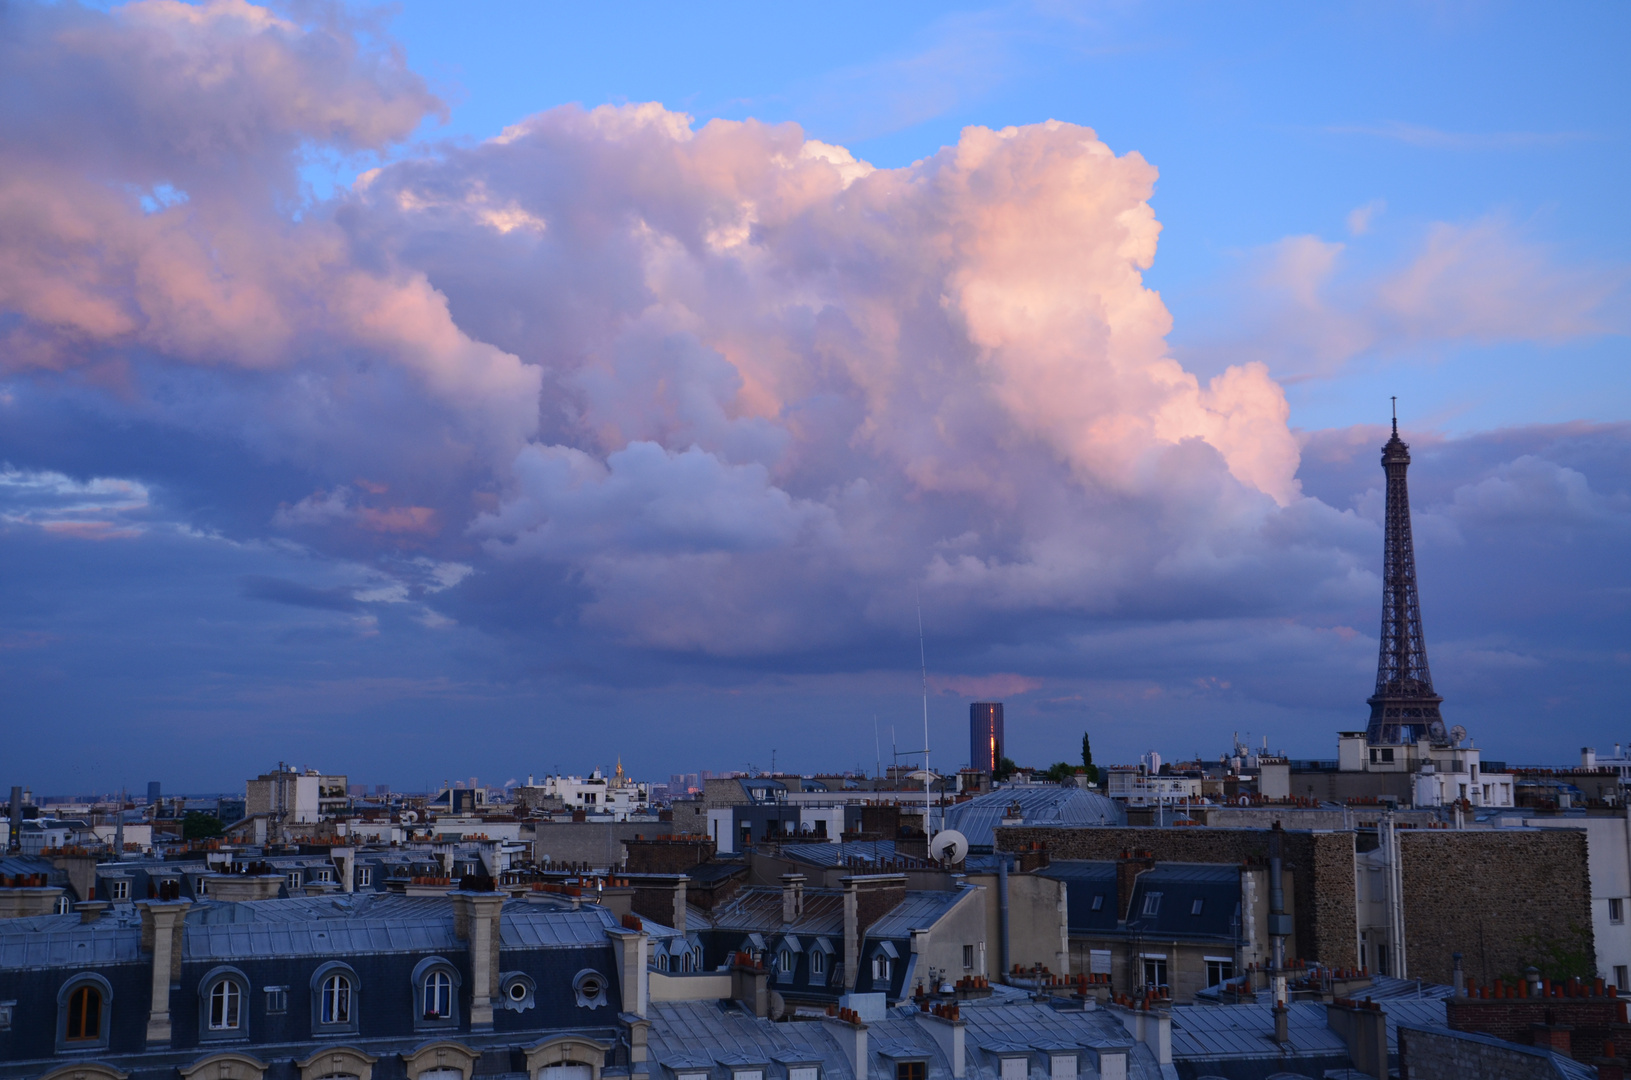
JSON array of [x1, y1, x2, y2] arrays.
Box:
[[1366, 402, 1448, 746]]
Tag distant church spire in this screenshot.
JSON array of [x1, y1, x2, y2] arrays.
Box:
[[1366, 404, 1448, 746]]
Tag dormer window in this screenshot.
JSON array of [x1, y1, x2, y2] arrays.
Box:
[[1090, 894, 1104, 912], [1141, 892, 1162, 917]]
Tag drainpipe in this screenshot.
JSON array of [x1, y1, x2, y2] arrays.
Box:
[[1269, 824, 1289, 1043], [998, 855, 1011, 981]]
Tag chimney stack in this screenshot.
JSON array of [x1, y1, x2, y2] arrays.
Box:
[[782, 873, 805, 923], [1116, 851, 1155, 922]]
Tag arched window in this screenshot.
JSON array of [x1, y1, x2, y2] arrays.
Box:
[[656, 952, 670, 973], [198, 966, 251, 1042], [321, 973, 351, 1025], [210, 979, 242, 1030], [681, 949, 695, 972], [56, 973, 113, 1051], [411, 956, 461, 1029], [422, 970, 452, 1019], [66, 984, 101, 1041]]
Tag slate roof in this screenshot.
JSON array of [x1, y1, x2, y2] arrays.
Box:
[[701, 887, 847, 936], [944, 786, 1123, 850], [1167, 999, 1449, 1061], [645, 996, 1159, 1080], [1041, 861, 1242, 943], [866, 888, 975, 938], [0, 912, 144, 970]]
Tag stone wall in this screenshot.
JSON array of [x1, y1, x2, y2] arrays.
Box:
[[1398, 1026, 1573, 1080], [1400, 829, 1593, 986], [996, 826, 1357, 968]]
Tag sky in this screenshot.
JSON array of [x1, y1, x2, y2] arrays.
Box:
[[0, 0, 1626, 793]]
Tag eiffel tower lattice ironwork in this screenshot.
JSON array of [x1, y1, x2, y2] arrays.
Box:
[[1365, 403, 1448, 746]]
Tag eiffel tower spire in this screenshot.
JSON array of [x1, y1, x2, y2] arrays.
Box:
[[1366, 400, 1448, 746]]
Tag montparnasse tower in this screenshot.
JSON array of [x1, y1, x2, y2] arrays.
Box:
[[1365, 401, 1450, 747]]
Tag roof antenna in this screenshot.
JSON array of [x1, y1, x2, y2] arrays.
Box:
[[1391, 395, 1398, 436], [918, 590, 933, 837]]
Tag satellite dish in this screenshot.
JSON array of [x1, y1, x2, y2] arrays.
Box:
[[1450, 725, 1467, 747], [930, 829, 969, 864]]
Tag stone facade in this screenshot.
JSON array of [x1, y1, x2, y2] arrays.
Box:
[[1400, 829, 1594, 986], [1398, 1026, 1581, 1080]]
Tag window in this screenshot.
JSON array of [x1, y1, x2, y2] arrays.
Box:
[[423, 970, 452, 1019], [789, 1068, 819, 1080], [1049, 1054, 1076, 1080], [1000, 1058, 1027, 1080], [196, 877, 209, 896], [357, 867, 373, 887], [109, 879, 129, 901], [57, 974, 112, 1051], [209, 980, 241, 1030], [810, 950, 826, 976], [1610, 898, 1624, 924], [1616, 966, 1629, 992], [963, 944, 974, 970], [321, 974, 351, 1024], [573, 969, 608, 1009], [778, 948, 795, 973], [896, 1063, 926, 1080], [287, 871, 302, 890], [656, 952, 671, 972], [264, 987, 287, 1014], [1206, 958, 1235, 987], [54, 895, 72, 915], [1089, 894, 1104, 912], [500, 972, 536, 1013], [1141, 956, 1168, 988], [1381, 749, 1394, 763], [65, 985, 101, 1042], [316, 868, 333, 883], [1190, 898, 1204, 916], [1141, 892, 1162, 917], [872, 955, 890, 982]]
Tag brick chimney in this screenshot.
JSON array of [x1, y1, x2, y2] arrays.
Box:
[[1116, 851, 1155, 922], [1532, 1021, 1573, 1056]]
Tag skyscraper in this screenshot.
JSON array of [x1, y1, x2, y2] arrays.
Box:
[[1366, 410, 1449, 746], [970, 702, 1004, 773]]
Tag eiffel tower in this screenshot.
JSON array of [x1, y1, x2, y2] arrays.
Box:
[[1366, 402, 1449, 746]]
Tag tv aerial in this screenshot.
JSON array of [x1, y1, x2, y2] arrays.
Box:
[[930, 829, 968, 865]]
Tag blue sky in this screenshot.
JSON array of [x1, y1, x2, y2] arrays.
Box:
[[0, 0, 1625, 792]]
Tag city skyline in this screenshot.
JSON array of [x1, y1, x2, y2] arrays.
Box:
[[0, 1, 1627, 791]]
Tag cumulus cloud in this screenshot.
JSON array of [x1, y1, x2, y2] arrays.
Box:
[[1, 0, 1624, 775]]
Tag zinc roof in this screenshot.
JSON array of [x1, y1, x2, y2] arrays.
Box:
[[945, 786, 1123, 850]]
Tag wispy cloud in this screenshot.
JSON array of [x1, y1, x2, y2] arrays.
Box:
[[1325, 121, 1602, 151]]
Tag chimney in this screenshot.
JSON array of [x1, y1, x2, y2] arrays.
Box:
[[782, 873, 806, 923], [842, 874, 907, 991], [76, 900, 111, 924], [1532, 1022, 1573, 1056], [823, 1013, 868, 1076], [1116, 851, 1155, 922], [1584, 748, 1598, 770], [451, 890, 506, 1030], [136, 898, 191, 1047]]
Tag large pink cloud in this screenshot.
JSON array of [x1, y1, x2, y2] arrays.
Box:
[[0, 1, 1334, 659]]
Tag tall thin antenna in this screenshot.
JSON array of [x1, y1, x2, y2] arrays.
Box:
[[874, 716, 881, 780], [918, 593, 932, 837], [1391, 395, 1397, 434]]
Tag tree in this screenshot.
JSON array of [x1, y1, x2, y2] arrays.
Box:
[[182, 812, 223, 841], [993, 756, 1018, 782], [1081, 732, 1099, 785], [1044, 761, 1076, 783]]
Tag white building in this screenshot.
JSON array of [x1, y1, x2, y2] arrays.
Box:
[[1105, 765, 1201, 807], [531, 765, 649, 820], [1337, 731, 1514, 808], [245, 764, 348, 825]]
